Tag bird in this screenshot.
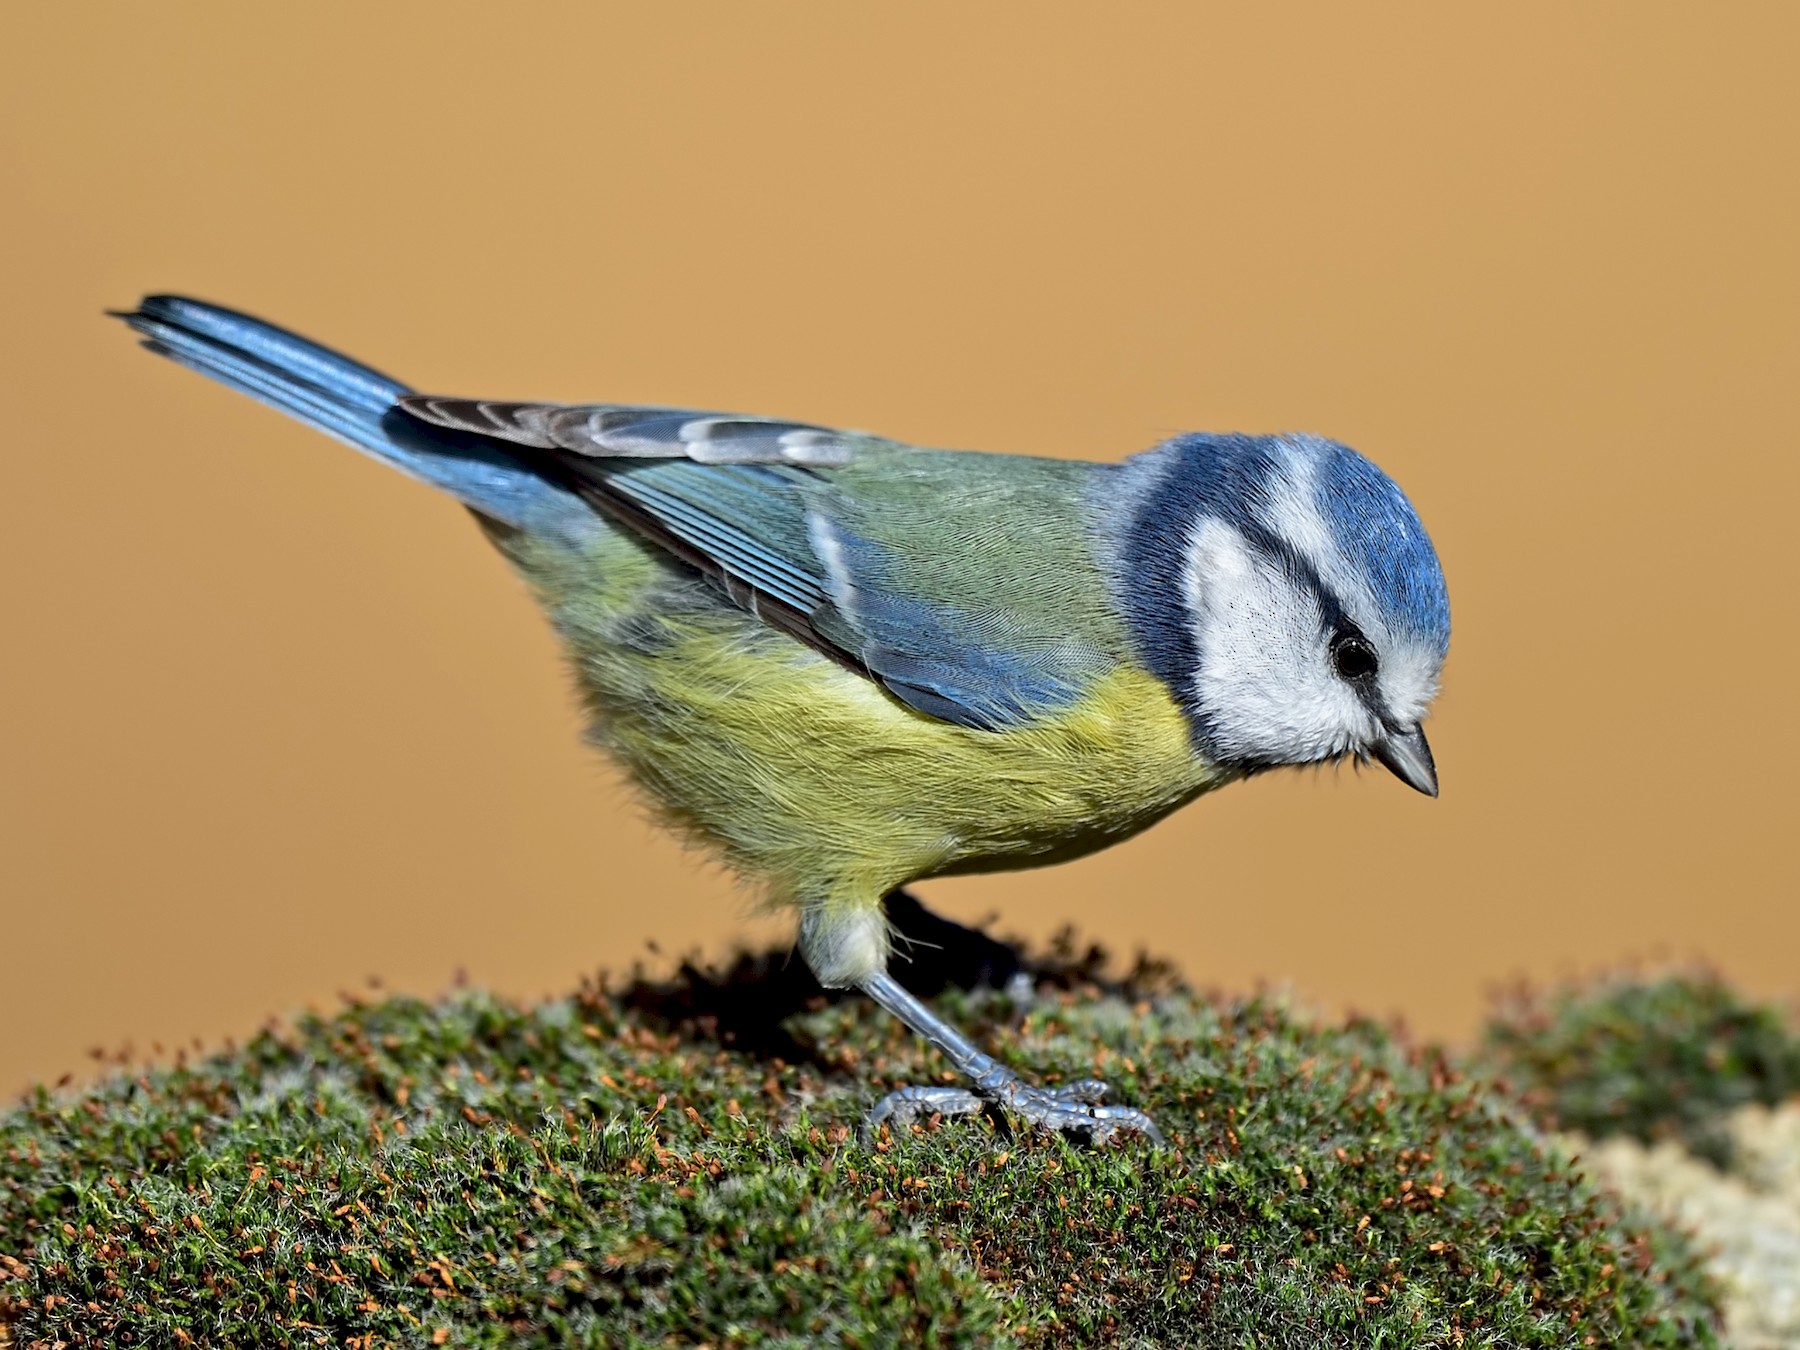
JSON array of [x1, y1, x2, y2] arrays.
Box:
[[113, 296, 1450, 1144]]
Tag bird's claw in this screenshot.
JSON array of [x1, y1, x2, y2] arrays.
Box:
[[870, 1077, 1162, 1146]]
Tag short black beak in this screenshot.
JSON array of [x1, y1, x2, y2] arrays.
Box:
[[1372, 724, 1438, 797]]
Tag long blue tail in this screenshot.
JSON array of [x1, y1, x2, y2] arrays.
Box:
[[114, 296, 589, 537]]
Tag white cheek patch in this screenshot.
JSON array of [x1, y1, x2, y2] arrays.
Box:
[[1182, 518, 1379, 765]]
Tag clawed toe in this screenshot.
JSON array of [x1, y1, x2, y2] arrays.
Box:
[[869, 1077, 1162, 1146], [998, 1081, 1164, 1145], [868, 1084, 986, 1134]]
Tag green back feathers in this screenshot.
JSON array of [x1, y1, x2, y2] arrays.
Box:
[[553, 445, 1133, 731], [806, 451, 1134, 726]]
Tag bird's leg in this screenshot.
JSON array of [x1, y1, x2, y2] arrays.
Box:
[[881, 889, 1029, 1002], [860, 969, 1162, 1146]]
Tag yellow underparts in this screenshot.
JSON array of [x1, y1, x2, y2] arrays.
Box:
[[493, 523, 1228, 985]]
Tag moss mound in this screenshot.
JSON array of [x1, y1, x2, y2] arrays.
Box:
[[1482, 971, 1800, 1167], [3, 965, 1722, 1347]]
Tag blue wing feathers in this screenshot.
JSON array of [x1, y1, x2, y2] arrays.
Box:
[[602, 466, 827, 614]]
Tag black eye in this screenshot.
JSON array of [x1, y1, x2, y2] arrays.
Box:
[[1331, 634, 1379, 682]]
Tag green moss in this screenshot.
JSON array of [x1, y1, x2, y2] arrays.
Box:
[[1481, 972, 1800, 1167], [3, 967, 1721, 1347]]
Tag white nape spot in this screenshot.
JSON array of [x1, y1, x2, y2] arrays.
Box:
[[805, 510, 862, 626], [1182, 517, 1378, 767], [800, 905, 891, 988]]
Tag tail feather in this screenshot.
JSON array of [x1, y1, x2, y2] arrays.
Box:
[[114, 296, 590, 537]]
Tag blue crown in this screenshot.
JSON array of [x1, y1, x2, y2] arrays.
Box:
[[1315, 443, 1450, 657]]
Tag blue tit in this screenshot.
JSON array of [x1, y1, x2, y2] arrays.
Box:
[[114, 296, 1450, 1144]]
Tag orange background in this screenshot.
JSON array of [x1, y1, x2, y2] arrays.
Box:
[[3, 6, 1796, 1097]]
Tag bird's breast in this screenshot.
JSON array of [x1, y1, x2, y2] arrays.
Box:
[[504, 524, 1226, 902]]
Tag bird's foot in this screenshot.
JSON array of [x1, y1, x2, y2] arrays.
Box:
[[870, 1074, 1163, 1146]]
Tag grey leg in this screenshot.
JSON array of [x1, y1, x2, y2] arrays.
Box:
[[860, 970, 1163, 1146]]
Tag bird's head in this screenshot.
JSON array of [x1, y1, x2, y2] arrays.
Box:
[[1109, 432, 1450, 794]]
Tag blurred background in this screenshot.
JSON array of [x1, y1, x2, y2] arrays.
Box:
[[3, 5, 1795, 1096]]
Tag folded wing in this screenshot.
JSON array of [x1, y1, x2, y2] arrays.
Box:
[[399, 395, 1127, 730]]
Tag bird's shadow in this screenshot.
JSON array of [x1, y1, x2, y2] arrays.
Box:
[[612, 889, 1180, 1070]]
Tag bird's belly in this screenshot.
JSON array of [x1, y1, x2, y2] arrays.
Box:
[[623, 657, 1218, 901], [505, 527, 1224, 905]]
